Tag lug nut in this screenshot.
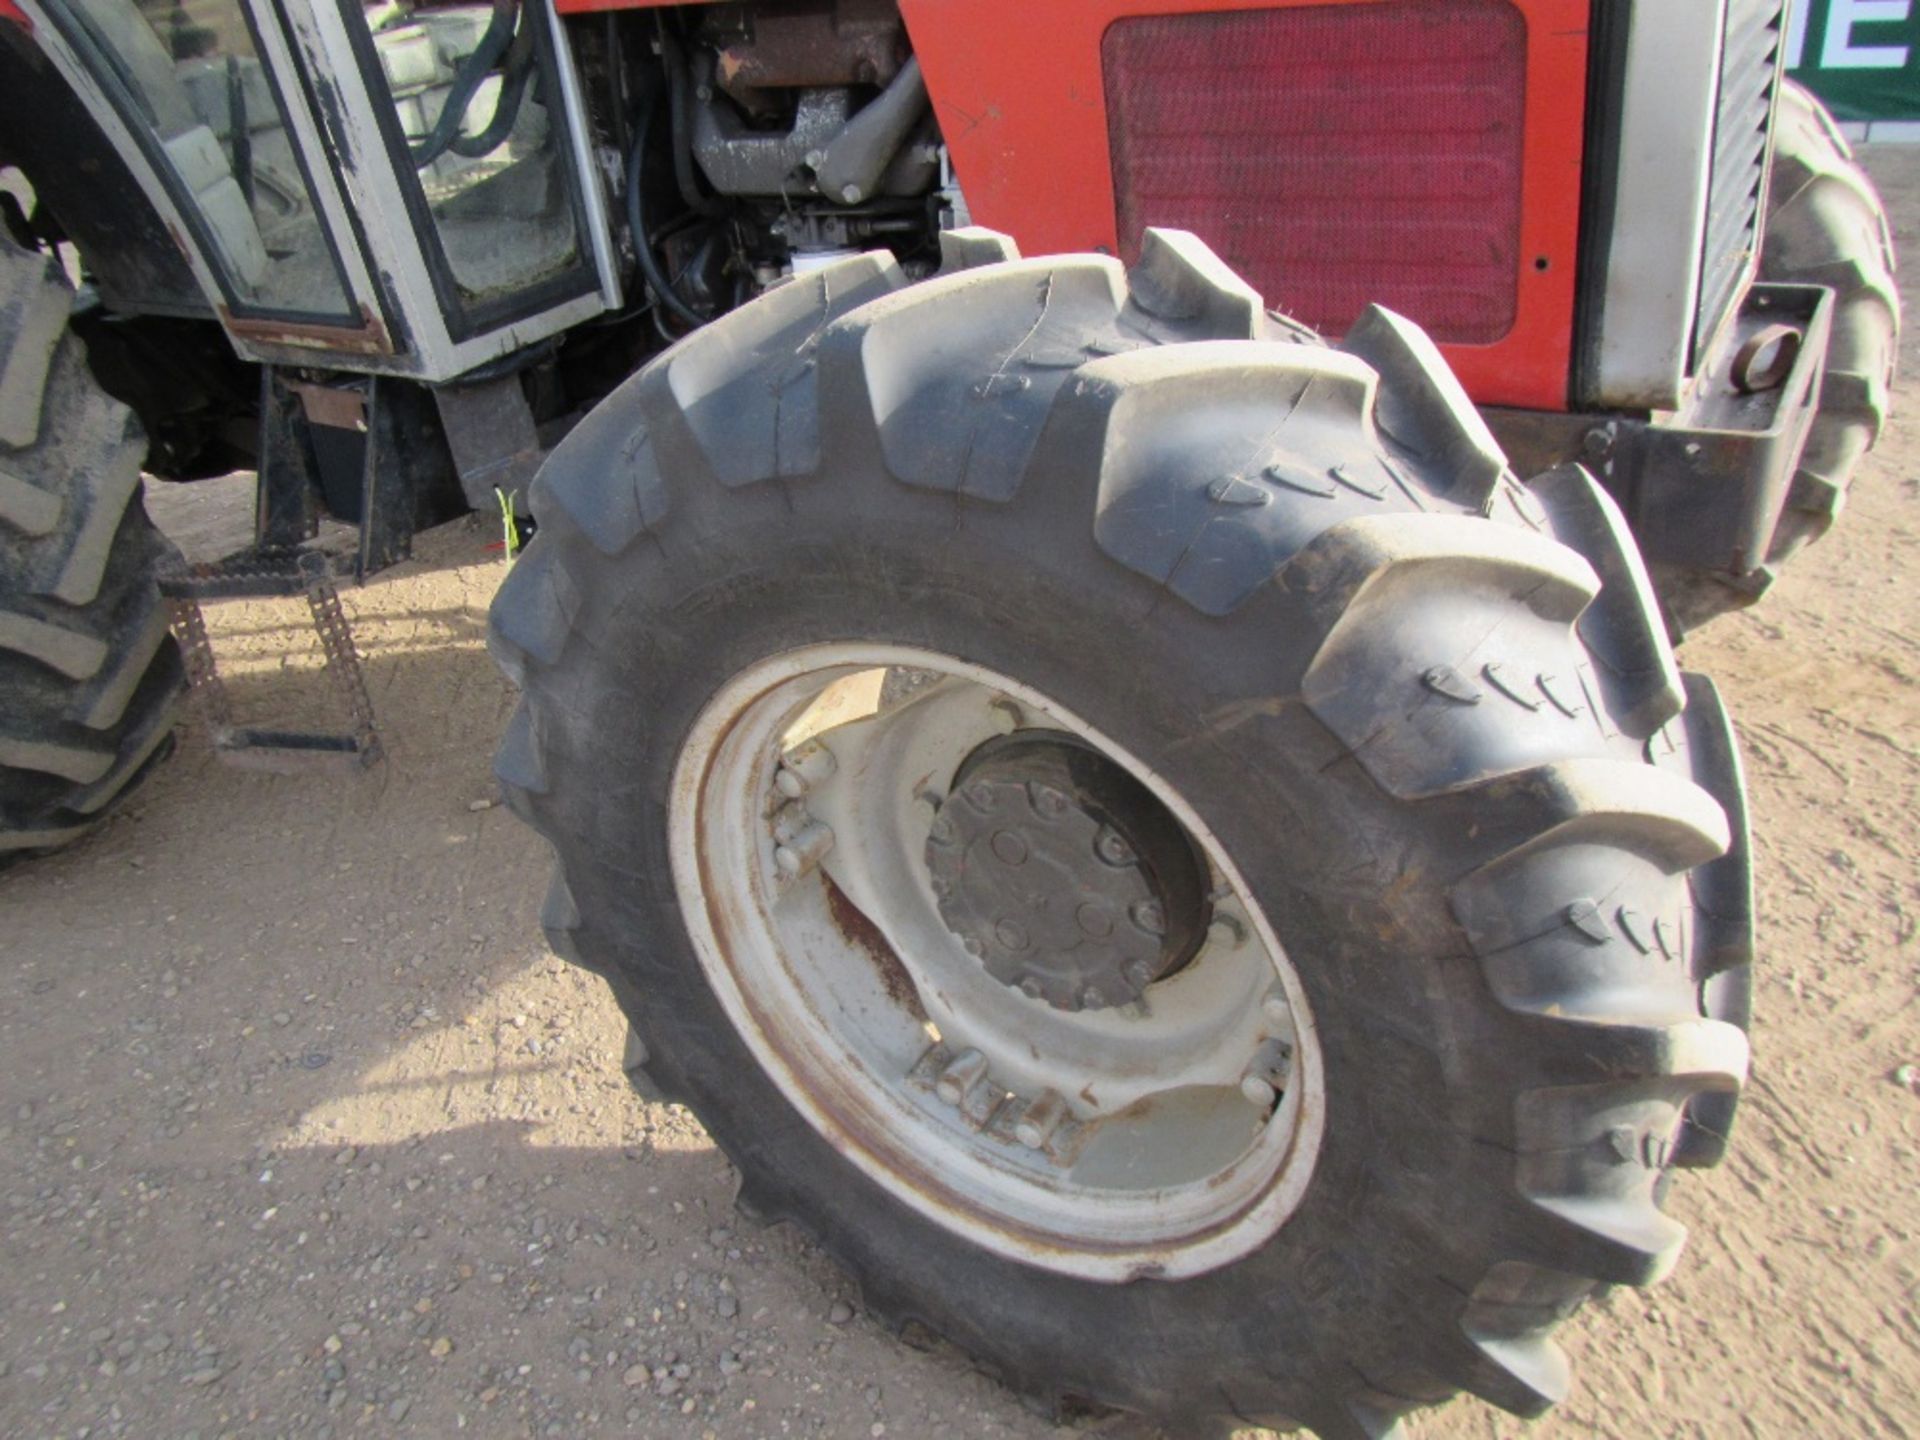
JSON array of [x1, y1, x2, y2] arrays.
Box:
[[1095, 827, 1135, 866], [1261, 983, 1291, 1026], [1207, 914, 1246, 950], [1014, 1090, 1068, 1150], [1239, 1038, 1294, 1109], [1027, 782, 1069, 818], [773, 816, 835, 877], [1130, 900, 1166, 936], [936, 1048, 990, 1106], [1123, 958, 1156, 991], [774, 740, 837, 798]]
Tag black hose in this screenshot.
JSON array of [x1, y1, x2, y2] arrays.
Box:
[[410, 0, 518, 168], [448, 16, 536, 158], [655, 19, 725, 218], [624, 97, 710, 329]]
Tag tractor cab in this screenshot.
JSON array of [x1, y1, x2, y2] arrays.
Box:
[[18, 0, 617, 376]]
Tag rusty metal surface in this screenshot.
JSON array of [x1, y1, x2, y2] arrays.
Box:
[[286, 379, 369, 433], [218, 303, 394, 358], [705, 0, 908, 104]]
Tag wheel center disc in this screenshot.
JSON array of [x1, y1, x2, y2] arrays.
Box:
[[925, 733, 1210, 1011]]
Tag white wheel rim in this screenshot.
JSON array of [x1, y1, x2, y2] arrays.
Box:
[[669, 644, 1325, 1282]]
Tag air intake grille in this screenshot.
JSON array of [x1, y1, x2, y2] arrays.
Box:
[[1102, 3, 1528, 345], [1696, 0, 1784, 362]]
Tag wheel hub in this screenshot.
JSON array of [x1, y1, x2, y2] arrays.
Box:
[[925, 732, 1209, 1011]]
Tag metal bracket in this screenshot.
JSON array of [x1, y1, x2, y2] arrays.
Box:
[[159, 549, 382, 772]]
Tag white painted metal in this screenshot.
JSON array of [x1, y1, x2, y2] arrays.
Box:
[[1592, 1, 1727, 410], [23, 0, 617, 378], [544, 0, 624, 315], [277, 0, 615, 380], [16, 0, 386, 338], [669, 645, 1326, 1284]]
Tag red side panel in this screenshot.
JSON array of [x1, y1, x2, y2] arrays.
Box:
[[900, 0, 1588, 412], [0, 0, 31, 30]]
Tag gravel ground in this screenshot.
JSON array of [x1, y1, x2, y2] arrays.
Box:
[[4, 152, 1920, 1440]]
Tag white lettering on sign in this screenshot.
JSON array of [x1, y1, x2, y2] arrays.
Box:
[[1789, 0, 1814, 68], [1822, 0, 1913, 69]]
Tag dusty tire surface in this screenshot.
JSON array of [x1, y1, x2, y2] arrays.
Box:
[[1660, 80, 1901, 634], [1762, 80, 1900, 565], [0, 235, 183, 857], [489, 232, 1754, 1438]]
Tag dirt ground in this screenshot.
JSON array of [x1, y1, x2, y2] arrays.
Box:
[[5, 157, 1920, 1440]]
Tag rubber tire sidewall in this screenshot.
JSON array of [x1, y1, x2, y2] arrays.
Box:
[[541, 467, 1528, 1422]]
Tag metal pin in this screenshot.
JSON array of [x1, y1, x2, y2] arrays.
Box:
[[1014, 1090, 1068, 1151], [774, 739, 837, 797], [773, 818, 835, 877], [935, 1048, 990, 1107], [1240, 1038, 1294, 1109]]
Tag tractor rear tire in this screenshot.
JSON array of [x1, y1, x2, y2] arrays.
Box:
[[0, 236, 183, 857], [1658, 79, 1900, 632], [490, 232, 1754, 1438]]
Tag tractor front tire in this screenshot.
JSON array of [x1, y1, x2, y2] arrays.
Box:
[[0, 236, 183, 857], [490, 232, 1754, 1438]]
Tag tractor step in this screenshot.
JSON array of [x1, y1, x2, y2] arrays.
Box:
[[158, 548, 381, 772]]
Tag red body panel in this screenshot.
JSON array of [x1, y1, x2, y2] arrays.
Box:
[[0, 0, 30, 29], [900, 0, 1587, 412]]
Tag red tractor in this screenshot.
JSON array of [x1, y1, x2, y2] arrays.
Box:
[[0, 1, 1898, 1434]]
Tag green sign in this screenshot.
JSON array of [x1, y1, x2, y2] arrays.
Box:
[[1788, 0, 1920, 121]]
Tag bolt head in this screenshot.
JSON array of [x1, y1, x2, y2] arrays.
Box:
[[1078, 984, 1105, 1010], [964, 781, 997, 813], [1028, 783, 1069, 819], [773, 846, 801, 875], [1261, 986, 1291, 1026], [1207, 914, 1246, 950], [1018, 979, 1044, 1001], [928, 815, 956, 845], [1095, 828, 1135, 866], [1240, 1075, 1278, 1109], [774, 768, 806, 799], [841, 184, 862, 204], [1123, 958, 1156, 991], [1130, 900, 1166, 937]]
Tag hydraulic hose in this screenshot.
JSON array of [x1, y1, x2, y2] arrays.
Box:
[[624, 96, 711, 330], [655, 19, 726, 218], [410, 0, 518, 168], [448, 16, 537, 158]]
